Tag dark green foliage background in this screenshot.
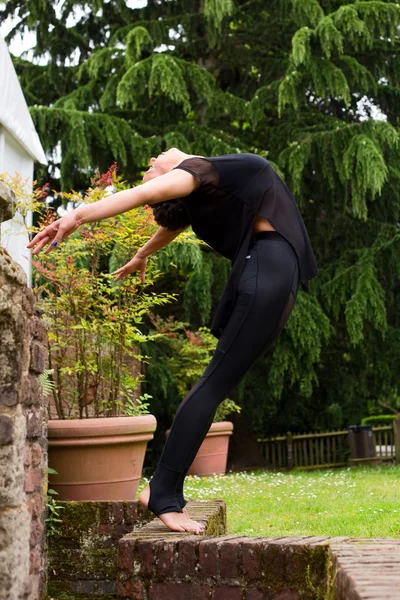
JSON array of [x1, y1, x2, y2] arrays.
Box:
[[3, 0, 400, 440]]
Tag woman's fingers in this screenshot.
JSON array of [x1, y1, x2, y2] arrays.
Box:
[[27, 226, 51, 248], [111, 257, 147, 283], [110, 266, 125, 279], [111, 265, 129, 281], [111, 266, 124, 275], [44, 217, 79, 254], [28, 214, 80, 256], [28, 225, 56, 254], [28, 222, 62, 255], [30, 235, 51, 256], [113, 271, 126, 281], [44, 230, 64, 254]]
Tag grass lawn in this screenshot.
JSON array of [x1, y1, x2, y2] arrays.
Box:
[[139, 465, 400, 538]]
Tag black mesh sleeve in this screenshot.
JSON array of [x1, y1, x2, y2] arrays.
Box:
[[173, 157, 219, 187]]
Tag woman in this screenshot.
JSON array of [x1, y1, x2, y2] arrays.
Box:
[[28, 148, 318, 534]]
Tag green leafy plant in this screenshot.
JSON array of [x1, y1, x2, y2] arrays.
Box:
[[45, 467, 65, 538], [0, 172, 48, 224], [8, 169, 181, 419], [214, 397, 242, 423], [39, 369, 56, 397], [122, 393, 152, 417]]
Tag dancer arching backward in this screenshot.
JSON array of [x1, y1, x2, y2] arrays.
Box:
[[28, 148, 318, 535]]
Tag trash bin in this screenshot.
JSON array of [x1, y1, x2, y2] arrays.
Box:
[[348, 425, 376, 459]]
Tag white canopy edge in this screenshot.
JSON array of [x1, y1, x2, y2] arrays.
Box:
[[0, 34, 47, 166]]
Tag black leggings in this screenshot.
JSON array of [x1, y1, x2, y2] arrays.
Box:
[[148, 231, 300, 516]]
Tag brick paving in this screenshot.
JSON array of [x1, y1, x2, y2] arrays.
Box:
[[330, 538, 400, 599]]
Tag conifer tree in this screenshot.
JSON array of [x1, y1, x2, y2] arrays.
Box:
[[2, 0, 400, 436]]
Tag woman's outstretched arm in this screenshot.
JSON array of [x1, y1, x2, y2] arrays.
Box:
[[27, 170, 197, 255], [111, 225, 188, 282], [75, 170, 196, 224]]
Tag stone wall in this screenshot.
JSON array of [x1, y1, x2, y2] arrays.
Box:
[[0, 182, 48, 600]]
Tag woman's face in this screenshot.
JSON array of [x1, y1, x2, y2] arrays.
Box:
[[142, 147, 183, 183]]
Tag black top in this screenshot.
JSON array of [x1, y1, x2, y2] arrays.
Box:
[[173, 153, 318, 338]]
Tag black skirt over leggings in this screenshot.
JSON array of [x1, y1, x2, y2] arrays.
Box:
[[148, 231, 300, 516]]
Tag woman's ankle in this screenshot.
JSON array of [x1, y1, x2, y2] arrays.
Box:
[[148, 479, 183, 517]]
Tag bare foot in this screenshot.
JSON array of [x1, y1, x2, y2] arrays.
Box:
[[138, 485, 205, 534]]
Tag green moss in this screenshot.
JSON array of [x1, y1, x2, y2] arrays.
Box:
[[203, 503, 226, 536], [48, 502, 102, 553], [251, 544, 332, 600], [47, 580, 117, 599], [324, 549, 339, 600], [47, 581, 73, 596], [46, 592, 117, 600], [47, 500, 156, 599], [48, 548, 118, 580], [57, 501, 103, 530], [304, 546, 333, 600], [50, 501, 153, 548]]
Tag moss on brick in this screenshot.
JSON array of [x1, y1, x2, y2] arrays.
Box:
[[49, 502, 102, 550], [324, 549, 339, 600], [47, 580, 74, 596], [48, 579, 117, 599], [47, 590, 117, 600], [202, 502, 226, 536], [50, 501, 153, 545], [48, 500, 153, 598], [303, 546, 333, 600], [48, 548, 118, 580], [252, 544, 332, 600]]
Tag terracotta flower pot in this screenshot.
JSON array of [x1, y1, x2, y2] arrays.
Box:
[[48, 415, 157, 501], [166, 421, 234, 477]]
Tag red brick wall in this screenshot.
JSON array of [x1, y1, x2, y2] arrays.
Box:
[[118, 535, 330, 599], [47, 500, 153, 599]]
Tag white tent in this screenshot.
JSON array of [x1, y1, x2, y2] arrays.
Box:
[[0, 33, 47, 286]]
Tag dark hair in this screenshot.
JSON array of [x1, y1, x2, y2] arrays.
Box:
[[151, 198, 191, 231]]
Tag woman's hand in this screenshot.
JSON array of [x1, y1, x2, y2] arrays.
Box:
[[111, 254, 148, 283], [27, 212, 81, 255]]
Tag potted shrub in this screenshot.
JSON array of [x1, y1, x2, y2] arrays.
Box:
[[7, 167, 176, 500], [157, 320, 241, 476]]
